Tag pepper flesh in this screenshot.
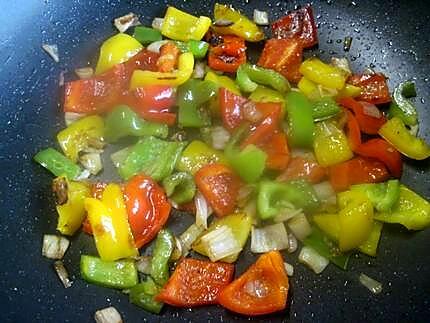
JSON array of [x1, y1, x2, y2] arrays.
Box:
[[348, 73, 391, 105], [358, 221, 383, 257], [248, 86, 286, 115], [34, 148, 82, 180], [236, 63, 290, 94], [208, 35, 247, 73], [129, 278, 164, 314], [204, 71, 241, 95], [388, 80, 418, 126], [133, 26, 162, 45], [351, 180, 400, 212], [162, 172, 196, 204], [311, 97, 341, 121], [299, 58, 347, 90], [150, 229, 175, 286], [227, 144, 267, 183]]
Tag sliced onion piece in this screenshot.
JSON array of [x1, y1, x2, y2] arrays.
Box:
[[313, 181, 337, 205], [79, 153, 103, 175], [53, 260, 72, 288], [200, 225, 242, 262], [135, 256, 152, 274], [253, 9, 269, 25], [287, 213, 312, 241], [42, 44, 59, 62], [64, 112, 85, 126], [152, 17, 164, 31], [359, 273, 383, 294], [147, 40, 169, 53], [59, 71, 65, 87], [213, 19, 234, 27], [287, 233, 298, 253], [237, 184, 255, 208], [170, 236, 183, 261], [273, 206, 303, 223], [360, 101, 382, 118], [284, 262, 294, 276], [195, 191, 212, 229], [75, 67, 94, 79], [211, 126, 231, 150], [193, 61, 207, 79], [75, 169, 91, 180], [251, 223, 289, 253], [42, 234, 70, 259], [298, 246, 329, 274], [179, 223, 205, 257], [331, 57, 352, 76], [94, 307, 123, 323], [114, 12, 140, 33]]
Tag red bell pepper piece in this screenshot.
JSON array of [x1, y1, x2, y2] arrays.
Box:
[[344, 109, 362, 151], [257, 38, 303, 83], [123, 175, 171, 249], [271, 5, 318, 48], [156, 258, 234, 307], [217, 251, 289, 316], [260, 132, 290, 171], [277, 156, 327, 184], [329, 157, 390, 192], [208, 35, 247, 73], [123, 48, 160, 75], [348, 73, 391, 105], [355, 138, 403, 178], [338, 97, 386, 135], [219, 88, 248, 131], [194, 163, 241, 217]]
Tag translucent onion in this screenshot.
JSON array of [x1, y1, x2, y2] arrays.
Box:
[[195, 191, 212, 229], [42, 44, 59, 62], [253, 9, 269, 25], [359, 273, 383, 294], [75, 67, 94, 79], [284, 262, 294, 276], [287, 233, 298, 253], [201, 225, 242, 262], [179, 223, 205, 257], [313, 181, 337, 205], [64, 112, 84, 126], [79, 153, 103, 175], [251, 223, 289, 253], [193, 61, 207, 79], [114, 12, 140, 33], [273, 206, 303, 223], [236, 184, 255, 208], [331, 57, 352, 76], [53, 260, 73, 288], [298, 246, 329, 274], [170, 236, 183, 261], [94, 307, 123, 323], [287, 213, 312, 241], [151, 17, 164, 31], [211, 126, 231, 150], [135, 256, 152, 274], [42, 234, 70, 259]]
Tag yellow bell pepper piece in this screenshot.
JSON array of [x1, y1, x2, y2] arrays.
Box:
[[212, 3, 264, 42], [312, 213, 340, 241], [313, 121, 353, 167], [95, 33, 143, 75], [299, 58, 347, 90], [57, 115, 104, 162], [192, 213, 252, 263], [298, 77, 318, 98], [130, 52, 194, 89], [161, 6, 211, 41], [358, 221, 383, 257], [337, 84, 362, 98], [85, 184, 138, 261], [56, 178, 90, 236], [204, 71, 241, 95]]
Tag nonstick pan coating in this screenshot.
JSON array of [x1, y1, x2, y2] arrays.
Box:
[[0, 0, 429, 322]]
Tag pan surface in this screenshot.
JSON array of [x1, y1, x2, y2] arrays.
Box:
[[0, 0, 429, 322]]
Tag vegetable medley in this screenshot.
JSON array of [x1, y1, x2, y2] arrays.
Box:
[[35, 3, 430, 319]]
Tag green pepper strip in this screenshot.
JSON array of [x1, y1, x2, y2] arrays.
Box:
[[303, 228, 350, 270], [257, 180, 320, 220], [150, 229, 175, 286], [236, 63, 291, 93], [285, 91, 315, 148], [34, 148, 82, 180], [80, 255, 138, 289], [388, 81, 418, 126], [175, 40, 209, 59], [104, 105, 168, 143], [177, 79, 217, 128], [311, 97, 341, 121], [351, 179, 400, 212], [162, 172, 196, 204], [133, 26, 162, 45], [129, 277, 164, 314], [118, 136, 186, 181]]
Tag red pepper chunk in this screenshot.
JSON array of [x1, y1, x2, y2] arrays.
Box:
[[218, 251, 289, 316], [156, 258, 234, 307], [344, 109, 362, 151], [219, 88, 248, 131], [277, 156, 327, 184], [195, 163, 241, 217], [348, 73, 391, 105], [260, 132, 290, 171], [258, 38, 303, 83], [208, 35, 247, 73], [123, 175, 171, 249], [271, 5, 318, 48], [329, 157, 390, 192]]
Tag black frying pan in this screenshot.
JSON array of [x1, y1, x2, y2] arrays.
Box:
[[0, 0, 429, 322]]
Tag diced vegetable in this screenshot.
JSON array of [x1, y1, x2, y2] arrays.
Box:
[[311, 97, 341, 121], [42, 234, 70, 259], [253, 9, 269, 26], [251, 223, 289, 253], [94, 307, 123, 323], [150, 229, 175, 286], [236, 63, 290, 93], [162, 172, 196, 205], [298, 246, 329, 274], [200, 225, 242, 262], [358, 221, 383, 257], [348, 73, 391, 104], [53, 260, 73, 288], [34, 148, 82, 180], [300, 58, 347, 90], [208, 35, 247, 73], [114, 12, 140, 33], [287, 213, 313, 241], [359, 273, 382, 294], [129, 277, 164, 314], [351, 180, 400, 212], [133, 26, 162, 45]]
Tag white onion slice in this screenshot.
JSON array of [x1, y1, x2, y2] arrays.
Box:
[[253, 9, 269, 25], [195, 191, 212, 229], [287, 213, 312, 241], [360, 101, 382, 118], [114, 12, 140, 33], [64, 112, 85, 126], [135, 256, 152, 274], [251, 223, 289, 253], [193, 61, 206, 79], [284, 262, 294, 276], [152, 17, 164, 31], [331, 57, 352, 76], [42, 234, 69, 259], [287, 233, 298, 253], [179, 223, 205, 257], [201, 225, 242, 262], [211, 126, 231, 150], [94, 307, 123, 323], [79, 153, 103, 175], [75, 67, 94, 79], [298, 246, 329, 274], [359, 273, 383, 294], [42, 44, 59, 62], [53, 260, 72, 288]]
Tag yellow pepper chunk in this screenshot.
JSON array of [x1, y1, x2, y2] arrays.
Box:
[[298, 77, 318, 98], [130, 52, 194, 89], [95, 33, 143, 75], [337, 84, 362, 98], [312, 213, 340, 241], [212, 3, 264, 42], [85, 184, 138, 261], [299, 58, 347, 90], [161, 6, 211, 41], [204, 71, 241, 95], [358, 221, 383, 257], [57, 115, 104, 162]]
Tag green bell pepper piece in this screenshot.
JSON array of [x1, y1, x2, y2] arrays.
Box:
[[80, 255, 138, 289], [303, 227, 350, 270], [104, 105, 168, 142], [175, 40, 209, 59], [388, 81, 418, 126], [34, 148, 82, 180], [285, 91, 315, 148], [257, 180, 320, 220], [351, 179, 400, 212], [311, 97, 341, 121], [177, 79, 217, 127], [358, 221, 383, 257], [118, 136, 186, 180], [236, 63, 290, 93], [150, 229, 175, 286], [228, 144, 267, 183], [375, 185, 430, 230], [129, 277, 163, 314], [162, 172, 196, 204], [133, 26, 162, 44]]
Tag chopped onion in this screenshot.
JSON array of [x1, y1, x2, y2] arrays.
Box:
[[331, 57, 352, 76], [147, 40, 169, 53], [284, 262, 294, 276], [135, 256, 152, 274], [53, 260, 72, 288], [359, 273, 383, 294], [42, 234, 70, 259], [237, 184, 254, 208], [59, 71, 65, 87], [360, 101, 382, 118], [75, 67, 94, 79], [287, 233, 298, 253], [152, 17, 164, 31], [243, 101, 263, 123], [193, 61, 206, 79], [298, 246, 329, 274], [317, 84, 338, 98], [253, 9, 269, 25], [75, 169, 91, 180], [201, 225, 242, 262], [273, 206, 303, 223], [313, 181, 336, 204], [114, 12, 140, 33], [363, 67, 376, 75], [79, 153, 102, 175], [64, 112, 84, 126], [170, 236, 183, 261], [213, 19, 234, 27], [110, 147, 132, 168], [94, 307, 123, 323], [251, 223, 289, 253], [243, 200, 257, 224], [179, 223, 205, 257], [195, 191, 212, 229], [287, 213, 312, 241], [42, 44, 59, 63], [211, 126, 231, 150]]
